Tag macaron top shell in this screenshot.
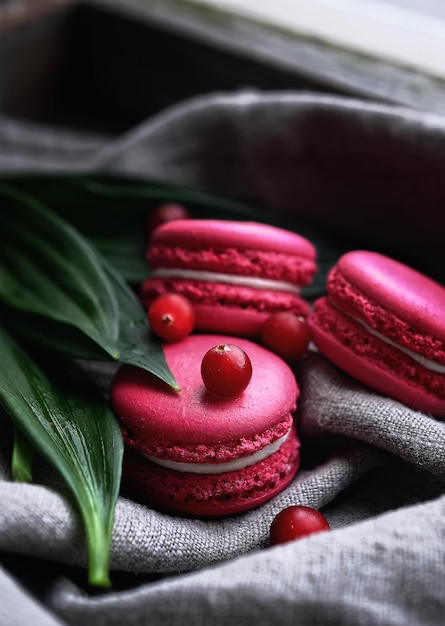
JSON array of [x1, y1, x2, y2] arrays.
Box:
[[150, 219, 315, 258], [328, 251, 445, 360], [147, 219, 317, 286], [110, 335, 298, 464]]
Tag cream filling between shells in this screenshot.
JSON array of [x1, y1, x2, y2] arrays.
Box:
[[141, 430, 291, 474], [150, 268, 301, 295], [330, 298, 445, 374]]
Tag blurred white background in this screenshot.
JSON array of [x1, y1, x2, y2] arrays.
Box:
[[192, 0, 445, 79]]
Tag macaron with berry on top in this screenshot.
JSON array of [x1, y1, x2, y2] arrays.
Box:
[[141, 219, 317, 338], [110, 334, 301, 516], [308, 250, 445, 415]]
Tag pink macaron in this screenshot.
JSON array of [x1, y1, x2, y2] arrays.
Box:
[[140, 219, 316, 337], [308, 250, 445, 416], [110, 334, 301, 516]]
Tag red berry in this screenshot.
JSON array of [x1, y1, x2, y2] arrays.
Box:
[[201, 343, 252, 397], [261, 312, 310, 361], [270, 506, 330, 545], [145, 203, 191, 237], [148, 293, 195, 342]]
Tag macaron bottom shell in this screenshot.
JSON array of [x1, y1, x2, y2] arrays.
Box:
[[309, 297, 445, 416], [190, 304, 275, 338], [121, 425, 300, 517], [141, 277, 310, 337]]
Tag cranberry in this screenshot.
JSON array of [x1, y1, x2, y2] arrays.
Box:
[[270, 506, 330, 545], [261, 312, 310, 362], [145, 203, 191, 237], [201, 343, 252, 397], [148, 293, 195, 342]]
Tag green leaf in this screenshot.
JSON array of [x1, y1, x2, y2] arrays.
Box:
[[0, 307, 115, 361], [0, 183, 179, 390], [0, 326, 123, 586], [101, 263, 180, 389], [0, 183, 120, 358], [11, 426, 35, 483]]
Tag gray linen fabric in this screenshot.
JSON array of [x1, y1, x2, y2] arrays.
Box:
[[1, 92, 445, 625]]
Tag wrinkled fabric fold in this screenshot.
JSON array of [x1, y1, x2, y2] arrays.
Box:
[[46, 493, 445, 626]]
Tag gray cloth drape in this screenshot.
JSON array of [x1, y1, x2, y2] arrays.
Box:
[[1, 92, 445, 626]]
